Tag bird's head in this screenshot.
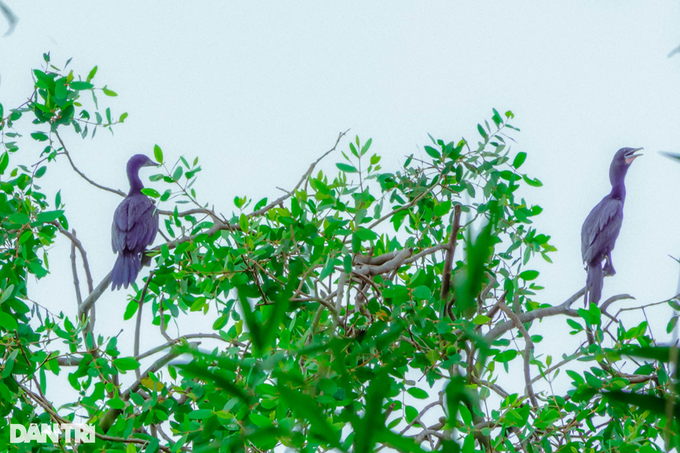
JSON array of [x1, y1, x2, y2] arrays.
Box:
[[609, 147, 642, 186], [128, 154, 159, 172], [620, 147, 643, 165]]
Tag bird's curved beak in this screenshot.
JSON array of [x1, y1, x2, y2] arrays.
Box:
[[143, 161, 160, 168], [625, 147, 643, 164]]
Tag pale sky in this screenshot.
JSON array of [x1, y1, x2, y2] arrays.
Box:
[[2, 0, 680, 424]]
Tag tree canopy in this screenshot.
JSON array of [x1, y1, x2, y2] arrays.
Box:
[[0, 54, 678, 453]]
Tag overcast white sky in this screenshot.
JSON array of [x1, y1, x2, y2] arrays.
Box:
[[2, 0, 680, 418]]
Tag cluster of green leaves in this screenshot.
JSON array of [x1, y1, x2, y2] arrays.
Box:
[[0, 56, 129, 452], [0, 56, 677, 453]]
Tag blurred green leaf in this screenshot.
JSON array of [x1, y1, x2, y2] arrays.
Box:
[[113, 357, 140, 371], [337, 162, 358, 173]]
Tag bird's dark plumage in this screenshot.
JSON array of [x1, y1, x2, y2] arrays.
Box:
[[111, 154, 159, 290], [581, 147, 642, 305]]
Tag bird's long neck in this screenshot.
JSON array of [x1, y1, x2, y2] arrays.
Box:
[[128, 165, 144, 195], [608, 163, 628, 202], [609, 181, 626, 202]]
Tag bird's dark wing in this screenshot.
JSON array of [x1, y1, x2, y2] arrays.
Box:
[[112, 195, 158, 253], [581, 195, 623, 263], [126, 203, 158, 252]]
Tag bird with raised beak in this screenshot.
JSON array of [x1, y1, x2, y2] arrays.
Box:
[[111, 154, 160, 290], [581, 147, 642, 305]]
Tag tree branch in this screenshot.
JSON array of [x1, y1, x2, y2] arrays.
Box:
[[498, 299, 538, 408], [69, 231, 82, 307], [79, 272, 112, 315], [355, 248, 413, 276], [484, 287, 584, 343]]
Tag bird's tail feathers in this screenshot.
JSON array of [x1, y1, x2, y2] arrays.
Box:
[[111, 253, 142, 290], [585, 263, 603, 306]]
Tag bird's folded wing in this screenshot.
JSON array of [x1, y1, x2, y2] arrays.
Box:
[[581, 197, 623, 262], [112, 196, 158, 253]]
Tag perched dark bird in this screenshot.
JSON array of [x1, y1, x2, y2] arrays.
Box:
[[581, 147, 642, 305], [111, 154, 159, 290]]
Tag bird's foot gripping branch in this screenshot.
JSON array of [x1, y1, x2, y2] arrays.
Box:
[[0, 55, 677, 452]]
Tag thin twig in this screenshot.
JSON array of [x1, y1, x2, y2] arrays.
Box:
[[56, 225, 94, 296], [498, 298, 538, 408], [134, 271, 155, 380], [248, 130, 348, 219], [55, 131, 126, 197]]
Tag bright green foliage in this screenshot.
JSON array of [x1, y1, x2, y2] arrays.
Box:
[[0, 55, 677, 453]]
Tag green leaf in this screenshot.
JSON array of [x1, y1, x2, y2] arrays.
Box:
[[102, 86, 118, 97], [407, 387, 429, 399], [278, 385, 340, 447], [360, 138, 373, 156], [614, 345, 673, 363], [113, 357, 140, 371], [491, 108, 503, 127], [522, 175, 543, 187], [336, 162, 358, 173], [86, 66, 98, 82], [123, 299, 139, 320], [343, 254, 353, 274], [1, 350, 17, 378], [239, 213, 249, 232], [605, 390, 677, 418], [512, 152, 527, 169], [36, 210, 64, 223], [412, 286, 432, 300], [0, 285, 14, 304], [119, 112, 128, 122], [35, 166, 47, 178], [566, 318, 583, 332], [188, 409, 213, 420], [519, 270, 539, 281], [70, 81, 93, 90], [173, 166, 184, 181], [141, 188, 160, 198], [477, 124, 488, 141], [9, 213, 29, 224], [177, 360, 251, 404], [319, 255, 335, 281], [153, 144, 163, 163], [424, 146, 440, 159], [31, 132, 49, 142], [0, 152, 8, 175], [0, 311, 18, 331], [472, 315, 491, 325], [249, 413, 272, 427], [566, 369, 584, 384], [213, 314, 228, 330]]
